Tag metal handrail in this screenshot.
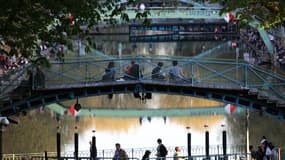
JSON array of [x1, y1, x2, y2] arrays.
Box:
[[31, 56, 285, 100]]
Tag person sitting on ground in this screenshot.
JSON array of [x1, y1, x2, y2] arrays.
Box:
[[124, 61, 143, 80], [169, 60, 185, 81], [102, 61, 116, 81], [124, 61, 135, 80], [152, 62, 165, 80]]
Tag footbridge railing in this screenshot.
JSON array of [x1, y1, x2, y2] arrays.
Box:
[[34, 55, 285, 102], [111, 7, 224, 22], [1, 55, 285, 119]]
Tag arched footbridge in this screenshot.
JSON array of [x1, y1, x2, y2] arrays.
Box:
[[1, 55, 285, 121]]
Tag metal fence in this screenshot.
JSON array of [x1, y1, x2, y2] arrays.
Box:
[[3, 146, 284, 160]]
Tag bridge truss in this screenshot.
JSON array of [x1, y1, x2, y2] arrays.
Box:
[[0, 56, 285, 121]]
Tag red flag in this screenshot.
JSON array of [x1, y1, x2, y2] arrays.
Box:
[[68, 15, 75, 26], [224, 12, 235, 23], [229, 12, 235, 21], [69, 104, 76, 116]]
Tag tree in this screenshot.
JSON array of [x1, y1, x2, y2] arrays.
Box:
[[210, 0, 285, 28], [0, 0, 148, 66]]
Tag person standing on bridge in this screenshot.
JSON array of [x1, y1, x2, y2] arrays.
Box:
[[169, 60, 185, 81]]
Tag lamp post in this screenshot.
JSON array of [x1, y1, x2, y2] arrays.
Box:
[[186, 126, 191, 158], [91, 130, 97, 160], [204, 125, 209, 159], [221, 124, 227, 157], [56, 125, 61, 160], [74, 119, 79, 160]]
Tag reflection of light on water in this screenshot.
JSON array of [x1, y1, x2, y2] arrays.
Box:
[[63, 116, 225, 152], [134, 43, 177, 56], [148, 95, 160, 109], [156, 43, 176, 56]]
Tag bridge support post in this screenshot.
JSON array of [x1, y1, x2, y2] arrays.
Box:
[[205, 131, 209, 159], [74, 127, 79, 160], [56, 127, 61, 160]]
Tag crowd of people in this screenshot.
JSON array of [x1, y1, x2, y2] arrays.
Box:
[[0, 54, 29, 75], [101, 60, 186, 82], [95, 137, 279, 160], [249, 136, 278, 160], [109, 138, 183, 160], [241, 26, 285, 71]]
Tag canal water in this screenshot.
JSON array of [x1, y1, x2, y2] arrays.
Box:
[[3, 36, 285, 158]]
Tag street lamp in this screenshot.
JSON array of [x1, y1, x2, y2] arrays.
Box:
[[56, 121, 61, 159], [221, 124, 227, 157], [204, 125, 209, 158], [139, 3, 146, 11], [186, 126, 191, 157], [91, 130, 97, 160]]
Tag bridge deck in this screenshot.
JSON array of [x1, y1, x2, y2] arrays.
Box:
[[1, 55, 285, 121]]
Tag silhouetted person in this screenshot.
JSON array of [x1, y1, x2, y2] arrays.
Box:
[[102, 61, 116, 81], [152, 62, 165, 80], [142, 150, 151, 160], [113, 143, 128, 160], [156, 138, 168, 160], [249, 145, 257, 160], [90, 141, 97, 160]]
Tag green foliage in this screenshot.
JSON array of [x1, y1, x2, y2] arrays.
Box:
[[210, 0, 285, 28], [0, 0, 149, 66]]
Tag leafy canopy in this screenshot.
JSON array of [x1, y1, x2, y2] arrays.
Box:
[[210, 0, 285, 28], [0, 0, 148, 66]]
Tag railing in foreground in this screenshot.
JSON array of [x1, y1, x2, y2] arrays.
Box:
[[12, 154, 252, 160]]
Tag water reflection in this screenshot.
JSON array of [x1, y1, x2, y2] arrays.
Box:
[[93, 35, 225, 57], [3, 107, 285, 156], [63, 115, 226, 152], [61, 94, 225, 109]]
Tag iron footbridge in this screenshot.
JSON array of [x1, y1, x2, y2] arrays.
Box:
[[0, 55, 285, 121]]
